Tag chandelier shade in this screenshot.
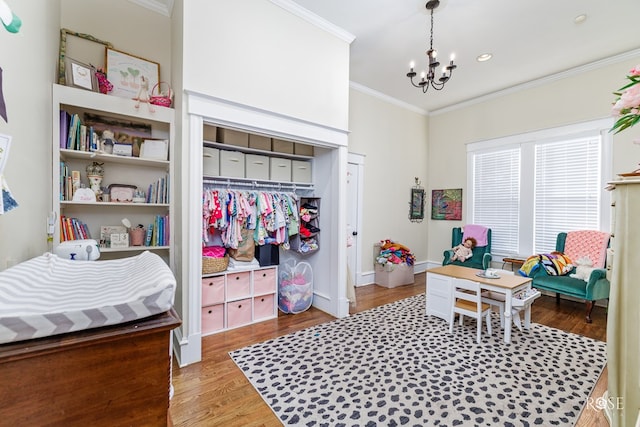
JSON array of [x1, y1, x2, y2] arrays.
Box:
[[406, 0, 457, 93]]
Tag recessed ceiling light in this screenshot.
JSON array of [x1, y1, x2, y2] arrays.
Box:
[[477, 53, 493, 62], [574, 14, 587, 24]]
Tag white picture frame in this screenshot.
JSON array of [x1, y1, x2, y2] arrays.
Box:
[[140, 139, 169, 160], [106, 48, 160, 99], [64, 57, 99, 92]]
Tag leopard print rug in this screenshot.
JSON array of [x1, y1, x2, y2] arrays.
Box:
[[229, 294, 606, 426]]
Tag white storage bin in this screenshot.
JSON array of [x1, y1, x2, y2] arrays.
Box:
[[220, 150, 245, 178], [245, 154, 270, 180], [203, 147, 220, 176], [270, 157, 292, 182], [291, 160, 312, 183]]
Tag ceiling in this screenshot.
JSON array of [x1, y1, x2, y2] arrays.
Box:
[[289, 0, 640, 114]]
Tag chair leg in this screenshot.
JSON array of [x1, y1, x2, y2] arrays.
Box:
[[477, 320, 481, 344], [585, 301, 594, 323], [486, 312, 492, 336], [459, 314, 464, 326]]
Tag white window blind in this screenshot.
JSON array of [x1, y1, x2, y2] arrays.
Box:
[[472, 148, 520, 254], [533, 136, 601, 252]]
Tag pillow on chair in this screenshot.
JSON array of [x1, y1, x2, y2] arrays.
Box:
[[563, 230, 609, 269]]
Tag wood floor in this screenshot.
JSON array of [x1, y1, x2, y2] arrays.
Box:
[[169, 272, 609, 427]]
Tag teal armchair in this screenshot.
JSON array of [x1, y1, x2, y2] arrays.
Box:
[[443, 227, 492, 270], [528, 232, 610, 323]]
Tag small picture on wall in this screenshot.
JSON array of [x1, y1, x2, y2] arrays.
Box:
[[431, 188, 462, 220]]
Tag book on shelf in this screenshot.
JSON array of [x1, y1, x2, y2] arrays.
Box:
[[59, 216, 90, 241], [144, 223, 153, 246], [60, 110, 70, 149]]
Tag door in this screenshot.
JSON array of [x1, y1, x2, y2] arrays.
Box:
[[347, 153, 364, 288]]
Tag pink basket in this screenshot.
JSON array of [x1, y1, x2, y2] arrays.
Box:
[[150, 81, 173, 107]]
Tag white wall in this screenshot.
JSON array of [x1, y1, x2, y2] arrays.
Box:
[[427, 58, 640, 264], [60, 0, 172, 84], [0, 2, 60, 268], [348, 88, 429, 278], [182, 0, 350, 131]]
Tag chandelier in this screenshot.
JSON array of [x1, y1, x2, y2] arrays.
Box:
[[406, 0, 457, 92]]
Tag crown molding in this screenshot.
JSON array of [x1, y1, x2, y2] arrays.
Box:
[[269, 0, 355, 44], [350, 82, 429, 116], [430, 48, 640, 116], [128, 0, 173, 17]]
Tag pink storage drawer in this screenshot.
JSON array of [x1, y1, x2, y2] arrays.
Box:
[[253, 294, 275, 321], [202, 304, 224, 334], [226, 271, 251, 300], [227, 298, 252, 328], [202, 276, 225, 306], [253, 268, 276, 295]]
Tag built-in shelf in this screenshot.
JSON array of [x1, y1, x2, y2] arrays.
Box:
[[60, 149, 170, 167]]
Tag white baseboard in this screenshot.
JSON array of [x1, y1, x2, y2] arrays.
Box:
[[172, 327, 202, 367]]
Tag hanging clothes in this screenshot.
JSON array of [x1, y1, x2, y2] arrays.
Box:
[[202, 187, 300, 249]]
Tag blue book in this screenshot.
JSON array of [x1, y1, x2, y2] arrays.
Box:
[[144, 223, 153, 246]]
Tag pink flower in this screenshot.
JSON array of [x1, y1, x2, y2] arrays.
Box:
[[630, 65, 640, 76], [612, 83, 640, 115]]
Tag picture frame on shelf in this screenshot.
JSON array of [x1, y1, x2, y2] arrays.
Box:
[[106, 48, 160, 100], [64, 57, 99, 92], [140, 139, 169, 160], [58, 28, 113, 86]]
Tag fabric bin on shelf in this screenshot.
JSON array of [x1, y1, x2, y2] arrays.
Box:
[[291, 160, 312, 183], [249, 134, 272, 151], [272, 138, 294, 154], [294, 143, 314, 156], [203, 147, 220, 176], [270, 157, 292, 182], [245, 154, 270, 180], [203, 124, 217, 142], [220, 150, 245, 178], [217, 128, 249, 147]]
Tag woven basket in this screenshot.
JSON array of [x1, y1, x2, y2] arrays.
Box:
[[202, 255, 229, 274], [149, 81, 173, 108]]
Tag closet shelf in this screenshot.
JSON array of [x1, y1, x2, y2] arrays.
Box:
[[203, 176, 314, 192]]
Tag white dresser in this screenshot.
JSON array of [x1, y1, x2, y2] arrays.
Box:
[[605, 177, 640, 427]]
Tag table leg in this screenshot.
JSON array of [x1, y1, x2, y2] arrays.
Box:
[[504, 290, 513, 344]]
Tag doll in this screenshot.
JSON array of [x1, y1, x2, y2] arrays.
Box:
[[450, 237, 477, 262]]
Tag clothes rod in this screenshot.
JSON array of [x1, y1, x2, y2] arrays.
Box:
[[203, 178, 314, 191]]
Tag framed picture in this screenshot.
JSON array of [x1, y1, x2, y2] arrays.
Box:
[[58, 28, 113, 86], [106, 48, 159, 99], [64, 57, 99, 92], [409, 188, 425, 221], [431, 188, 463, 220]]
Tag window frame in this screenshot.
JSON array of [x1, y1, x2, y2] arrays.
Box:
[[466, 118, 613, 258]]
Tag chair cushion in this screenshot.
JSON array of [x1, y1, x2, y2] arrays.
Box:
[[455, 299, 490, 312], [532, 274, 587, 299], [564, 230, 609, 269]]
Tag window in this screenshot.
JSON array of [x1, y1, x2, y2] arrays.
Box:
[[467, 118, 612, 257]]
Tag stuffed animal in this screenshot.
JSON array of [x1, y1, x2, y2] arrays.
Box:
[[570, 256, 594, 281]]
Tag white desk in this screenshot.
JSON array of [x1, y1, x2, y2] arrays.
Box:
[[426, 265, 534, 344]]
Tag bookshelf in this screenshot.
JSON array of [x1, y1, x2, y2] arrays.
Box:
[[52, 84, 175, 264]]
